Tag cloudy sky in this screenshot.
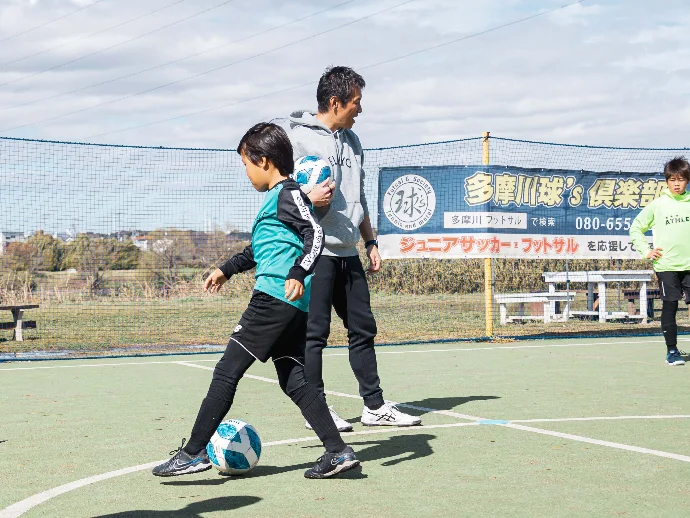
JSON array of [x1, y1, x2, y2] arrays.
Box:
[[0, 0, 687, 150]]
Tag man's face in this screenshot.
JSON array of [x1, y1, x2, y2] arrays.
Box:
[[335, 87, 362, 130], [666, 174, 689, 195]]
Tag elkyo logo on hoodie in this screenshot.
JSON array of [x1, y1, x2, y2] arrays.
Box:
[[383, 174, 436, 231]]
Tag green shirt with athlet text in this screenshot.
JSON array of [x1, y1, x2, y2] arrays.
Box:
[[629, 188, 690, 272]]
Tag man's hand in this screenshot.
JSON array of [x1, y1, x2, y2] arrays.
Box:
[[204, 268, 228, 293], [307, 179, 336, 207], [647, 248, 663, 261], [284, 279, 305, 301], [366, 244, 382, 273]]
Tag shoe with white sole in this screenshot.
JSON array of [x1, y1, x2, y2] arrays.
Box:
[[152, 439, 212, 477], [361, 401, 422, 427], [666, 349, 686, 366], [305, 406, 354, 432], [304, 446, 359, 479]]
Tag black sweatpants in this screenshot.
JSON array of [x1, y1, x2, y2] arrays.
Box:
[[184, 291, 346, 455], [305, 255, 384, 409]]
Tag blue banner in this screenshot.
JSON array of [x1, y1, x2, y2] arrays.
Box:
[[377, 165, 660, 259]]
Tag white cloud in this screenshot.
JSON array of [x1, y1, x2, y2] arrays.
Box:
[[615, 49, 690, 73], [547, 2, 603, 26], [631, 24, 690, 44], [0, 0, 686, 150]]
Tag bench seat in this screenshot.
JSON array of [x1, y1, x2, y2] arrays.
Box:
[[494, 292, 576, 325]]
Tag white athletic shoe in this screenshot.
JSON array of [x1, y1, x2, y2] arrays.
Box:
[[361, 401, 422, 427], [305, 406, 354, 432]]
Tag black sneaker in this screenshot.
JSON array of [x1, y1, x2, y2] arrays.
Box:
[[304, 446, 360, 479], [152, 439, 212, 477], [666, 350, 686, 366]]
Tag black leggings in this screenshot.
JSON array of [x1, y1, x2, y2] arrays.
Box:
[[184, 340, 345, 455], [662, 300, 679, 348]]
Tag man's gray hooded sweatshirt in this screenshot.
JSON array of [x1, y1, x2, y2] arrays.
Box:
[[275, 111, 369, 258]]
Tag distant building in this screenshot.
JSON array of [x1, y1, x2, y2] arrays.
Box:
[[108, 231, 130, 242], [0, 231, 27, 254], [53, 232, 75, 243], [132, 235, 149, 251]]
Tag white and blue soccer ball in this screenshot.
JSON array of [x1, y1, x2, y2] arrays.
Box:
[[293, 155, 332, 194], [206, 419, 261, 475]]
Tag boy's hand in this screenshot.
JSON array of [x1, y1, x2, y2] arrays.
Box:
[[647, 248, 663, 261], [308, 179, 335, 207], [284, 279, 304, 301], [204, 268, 228, 293], [366, 244, 382, 274]]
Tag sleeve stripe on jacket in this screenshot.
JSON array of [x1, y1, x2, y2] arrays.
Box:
[[290, 189, 323, 272]]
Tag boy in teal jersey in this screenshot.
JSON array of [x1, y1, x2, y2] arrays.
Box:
[[630, 157, 690, 366], [153, 123, 359, 479]]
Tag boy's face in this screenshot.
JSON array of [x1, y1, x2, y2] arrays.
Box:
[[241, 151, 270, 192], [666, 174, 689, 195]]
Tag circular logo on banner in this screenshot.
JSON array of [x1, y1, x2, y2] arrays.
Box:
[[383, 175, 436, 230]]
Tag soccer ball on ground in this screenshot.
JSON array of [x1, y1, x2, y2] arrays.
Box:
[[293, 155, 332, 194], [206, 419, 261, 475]]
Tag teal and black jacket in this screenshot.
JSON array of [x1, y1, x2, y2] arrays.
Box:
[[218, 178, 323, 312]]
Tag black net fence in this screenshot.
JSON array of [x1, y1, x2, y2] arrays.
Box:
[[1, 135, 687, 359]]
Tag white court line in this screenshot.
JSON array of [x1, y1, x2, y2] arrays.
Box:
[[175, 362, 484, 421], [396, 403, 482, 422], [512, 415, 690, 424], [5, 357, 690, 517], [0, 359, 200, 372], [321, 338, 686, 357], [503, 423, 690, 463], [2, 337, 683, 371], [176, 361, 690, 466], [0, 422, 477, 518]]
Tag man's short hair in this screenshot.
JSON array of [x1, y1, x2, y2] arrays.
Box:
[[664, 156, 690, 182], [237, 122, 294, 177], [316, 66, 365, 113]]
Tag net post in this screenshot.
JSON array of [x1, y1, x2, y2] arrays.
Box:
[[482, 132, 493, 338]]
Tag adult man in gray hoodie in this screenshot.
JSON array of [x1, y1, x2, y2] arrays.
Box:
[[277, 66, 421, 431]]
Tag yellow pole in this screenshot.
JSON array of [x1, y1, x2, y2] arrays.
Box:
[[482, 131, 490, 165], [482, 132, 493, 338]]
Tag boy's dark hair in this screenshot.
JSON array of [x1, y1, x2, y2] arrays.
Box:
[[316, 66, 365, 113], [664, 156, 690, 182], [237, 122, 294, 177]]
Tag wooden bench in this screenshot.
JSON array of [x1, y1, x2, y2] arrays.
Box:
[[624, 289, 690, 319], [0, 305, 39, 341], [494, 292, 575, 325]]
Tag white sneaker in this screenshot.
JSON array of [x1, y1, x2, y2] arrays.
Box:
[[305, 406, 354, 432], [361, 401, 422, 427]]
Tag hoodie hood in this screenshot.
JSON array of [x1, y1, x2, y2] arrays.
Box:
[[662, 186, 690, 202], [274, 111, 368, 257], [287, 110, 332, 135]]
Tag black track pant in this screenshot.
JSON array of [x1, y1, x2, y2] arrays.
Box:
[[305, 255, 384, 409], [184, 293, 346, 455]]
